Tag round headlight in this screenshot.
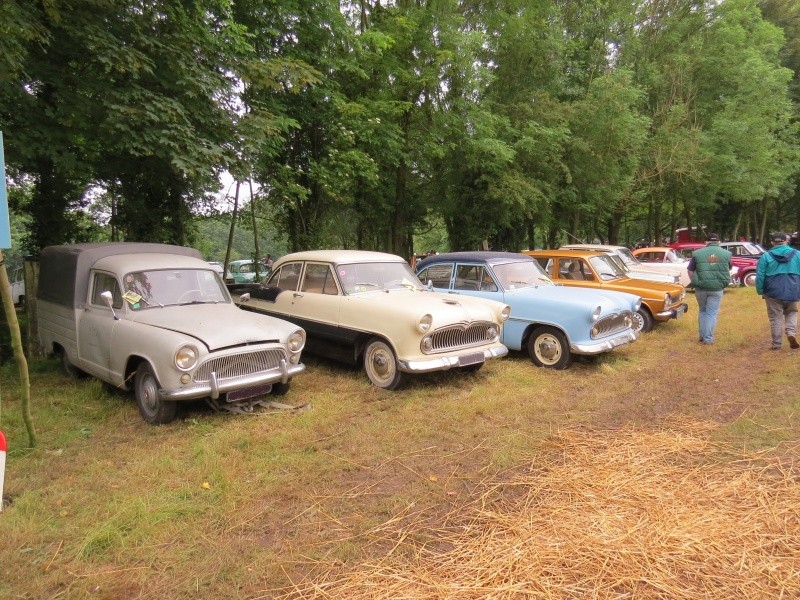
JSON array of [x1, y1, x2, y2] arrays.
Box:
[[591, 326, 599, 337], [624, 315, 632, 328], [175, 344, 198, 371], [487, 325, 499, 340], [591, 306, 602, 323], [417, 313, 433, 333], [500, 305, 511, 322], [421, 336, 433, 352], [288, 329, 306, 353]]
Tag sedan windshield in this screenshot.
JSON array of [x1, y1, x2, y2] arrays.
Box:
[[122, 269, 228, 309], [337, 262, 423, 295], [589, 255, 626, 280], [616, 248, 640, 266], [493, 260, 553, 289]]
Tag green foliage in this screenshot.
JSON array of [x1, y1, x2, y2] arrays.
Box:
[[1, 0, 799, 252]]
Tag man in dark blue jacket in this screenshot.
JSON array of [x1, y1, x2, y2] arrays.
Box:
[[756, 232, 800, 350]]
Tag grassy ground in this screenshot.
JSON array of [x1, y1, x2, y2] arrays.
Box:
[[0, 286, 798, 599]]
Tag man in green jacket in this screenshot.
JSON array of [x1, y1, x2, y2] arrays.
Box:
[[756, 232, 800, 350], [687, 234, 732, 345]]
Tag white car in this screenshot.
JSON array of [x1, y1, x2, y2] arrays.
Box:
[[230, 250, 510, 389], [37, 243, 306, 424], [561, 244, 687, 287]]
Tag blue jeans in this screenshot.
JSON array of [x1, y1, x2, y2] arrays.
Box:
[[695, 289, 723, 343]]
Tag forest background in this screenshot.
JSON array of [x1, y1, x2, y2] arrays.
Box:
[[2, 0, 800, 267]]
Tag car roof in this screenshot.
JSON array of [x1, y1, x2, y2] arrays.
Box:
[[561, 244, 627, 251], [416, 251, 535, 269], [633, 246, 673, 252], [276, 249, 406, 265], [525, 249, 609, 258]]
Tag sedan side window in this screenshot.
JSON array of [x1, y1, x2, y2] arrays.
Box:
[[268, 262, 303, 291], [418, 264, 453, 288], [91, 272, 123, 309], [455, 264, 497, 292], [301, 263, 339, 295]]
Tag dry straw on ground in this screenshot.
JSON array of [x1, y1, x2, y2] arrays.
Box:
[[276, 421, 800, 599]]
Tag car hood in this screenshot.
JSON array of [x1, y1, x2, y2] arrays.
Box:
[[127, 303, 300, 350], [629, 262, 684, 276], [504, 285, 639, 313], [354, 289, 506, 324]]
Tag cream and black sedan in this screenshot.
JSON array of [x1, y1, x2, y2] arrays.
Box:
[[229, 250, 510, 389]]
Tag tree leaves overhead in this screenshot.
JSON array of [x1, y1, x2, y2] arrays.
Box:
[[0, 0, 798, 253]]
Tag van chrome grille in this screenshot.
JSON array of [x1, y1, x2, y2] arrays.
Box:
[[427, 322, 497, 353], [193, 349, 286, 382]]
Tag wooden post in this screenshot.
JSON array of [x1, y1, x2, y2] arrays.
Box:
[[0, 250, 35, 447]]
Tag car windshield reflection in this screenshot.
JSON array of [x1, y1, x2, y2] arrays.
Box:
[[336, 262, 424, 295], [588, 255, 625, 280], [493, 261, 554, 289], [122, 269, 228, 309]]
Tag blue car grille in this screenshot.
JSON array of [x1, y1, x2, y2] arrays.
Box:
[[427, 321, 497, 353], [193, 349, 286, 383], [591, 312, 633, 339]]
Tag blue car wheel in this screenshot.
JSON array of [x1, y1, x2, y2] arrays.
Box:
[[527, 326, 571, 370]]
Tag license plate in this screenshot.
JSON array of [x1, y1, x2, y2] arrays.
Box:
[[227, 384, 272, 402], [458, 352, 484, 367]]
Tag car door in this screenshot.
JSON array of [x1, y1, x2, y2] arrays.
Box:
[[77, 271, 124, 380], [270, 262, 346, 341]]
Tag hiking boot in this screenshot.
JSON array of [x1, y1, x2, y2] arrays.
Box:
[[788, 335, 799, 350]]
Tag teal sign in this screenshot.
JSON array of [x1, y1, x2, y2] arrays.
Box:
[[0, 132, 10, 248]]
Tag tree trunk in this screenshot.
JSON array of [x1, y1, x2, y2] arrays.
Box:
[[224, 182, 241, 278]]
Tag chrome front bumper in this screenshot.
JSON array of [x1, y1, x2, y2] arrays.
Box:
[[159, 360, 306, 401], [655, 303, 689, 320], [571, 329, 638, 355], [398, 344, 508, 374]]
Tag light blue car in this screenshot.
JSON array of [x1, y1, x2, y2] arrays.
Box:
[[415, 251, 641, 369]]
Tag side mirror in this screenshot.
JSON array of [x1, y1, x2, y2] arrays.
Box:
[[239, 292, 251, 303], [426, 280, 433, 291], [100, 290, 119, 320]]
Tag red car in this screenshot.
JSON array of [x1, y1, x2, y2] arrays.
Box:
[[670, 242, 756, 287]]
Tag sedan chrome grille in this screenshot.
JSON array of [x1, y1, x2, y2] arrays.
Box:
[[193, 349, 287, 383], [591, 312, 633, 339], [426, 321, 497, 353]]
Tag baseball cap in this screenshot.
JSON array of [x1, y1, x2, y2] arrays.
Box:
[[771, 232, 789, 243], [706, 233, 720, 241]]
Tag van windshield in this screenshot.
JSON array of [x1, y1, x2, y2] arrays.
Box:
[[122, 269, 228, 309]]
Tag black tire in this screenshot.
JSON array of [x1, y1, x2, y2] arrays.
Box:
[[272, 380, 292, 396], [363, 338, 404, 390], [134, 363, 178, 424], [742, 271, 757, 287], [527, 326, 572, 369], [61, 349, 87, 379], [632, 308, 654, 333]]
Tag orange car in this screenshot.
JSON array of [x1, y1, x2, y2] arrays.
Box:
[[524, 249, 688, 332]]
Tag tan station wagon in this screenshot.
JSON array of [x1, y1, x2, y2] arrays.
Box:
[[524, 249, 688, 333]]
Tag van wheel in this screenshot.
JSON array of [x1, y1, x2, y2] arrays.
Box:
[[527, 326, 571, 369], [135, 363, 178, 424], [61, 349, 87, 379], [363, 338, 404, 390]]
